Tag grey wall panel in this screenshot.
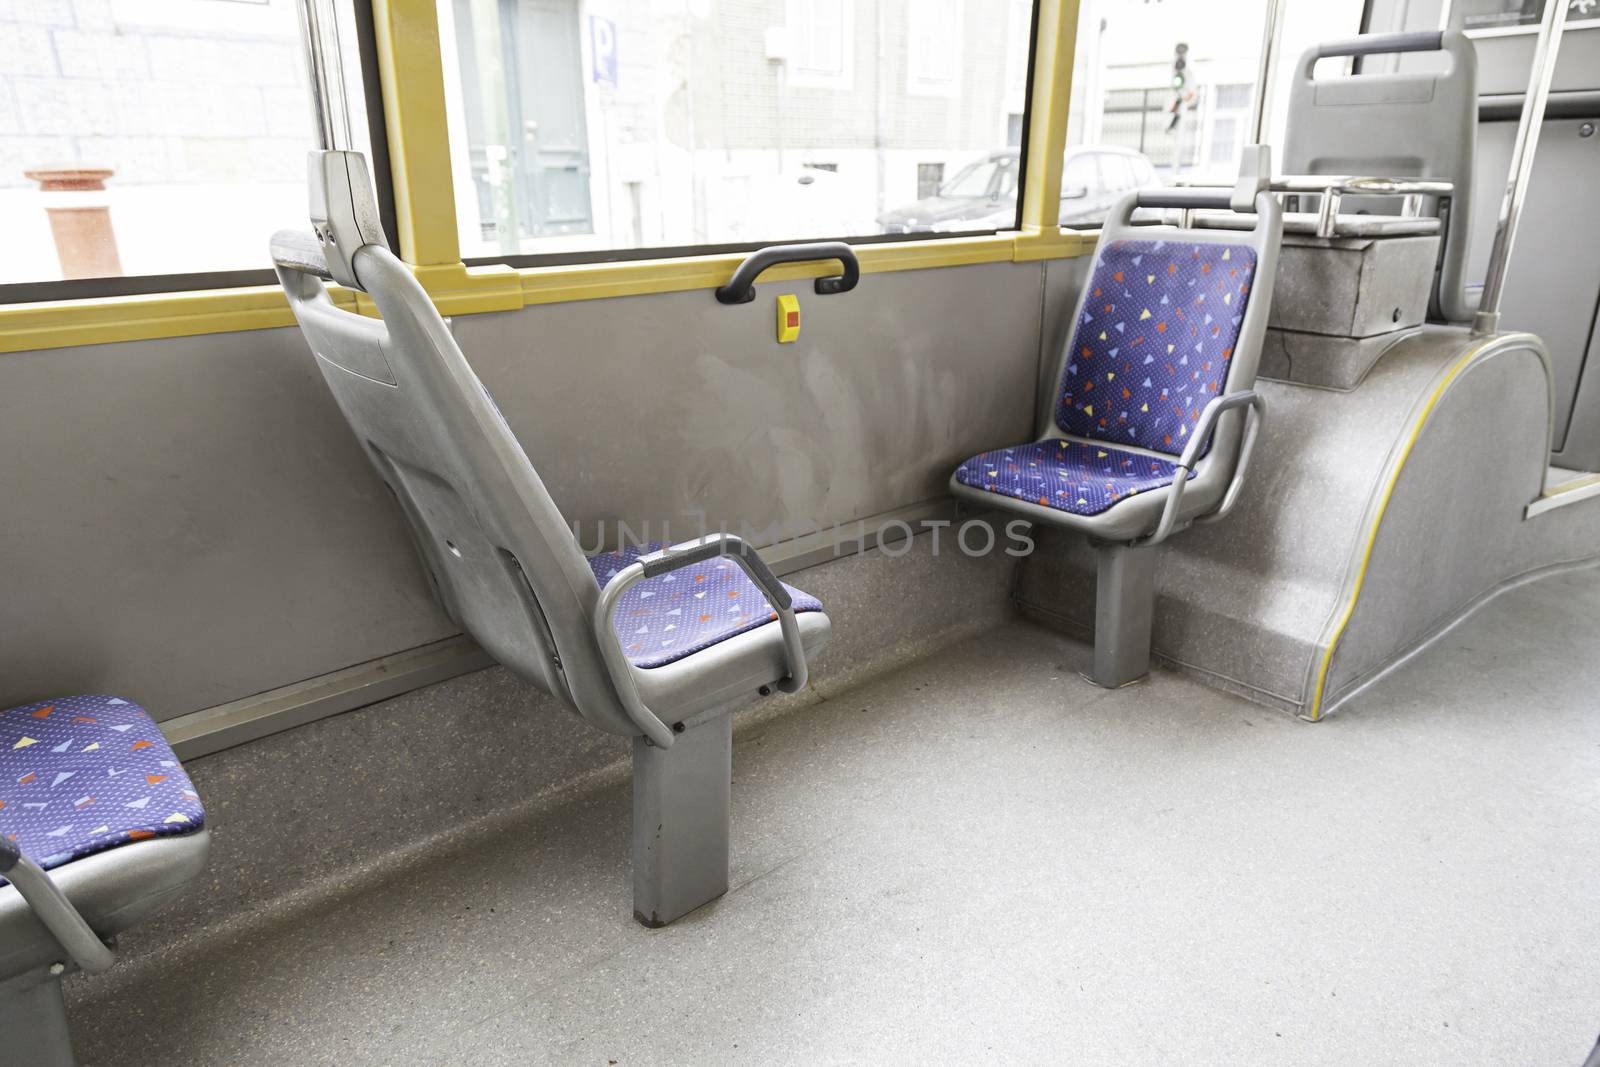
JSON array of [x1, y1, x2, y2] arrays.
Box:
[[1321, 342, 1553, 705], [451, 261, 1045, 544], [0, 328, 456, 719], [1554, 306, 1600, 470], [1471, 27, 1600, 96], [1, 260, 1045, 722], [1467, 117, 1600, 451]]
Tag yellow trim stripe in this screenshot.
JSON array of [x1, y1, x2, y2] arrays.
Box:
[[0, 286, 360, 354], [370, 0, 460, 268], [1306, 342, 1491, 720], [0, 232, 1094, 353], [1019, 0, 1079, 233]]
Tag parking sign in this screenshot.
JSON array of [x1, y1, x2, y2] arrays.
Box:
[[591, 16, 618, 87]]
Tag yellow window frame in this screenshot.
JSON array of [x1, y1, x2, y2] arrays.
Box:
[[0, 0, 1087, 355]]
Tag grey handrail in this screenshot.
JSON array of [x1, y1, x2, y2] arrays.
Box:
[[593, 534, 809, 748], [1314, 30, 1443, 59], [0, 838, 115, 974], [1135, 390, 1266, 548], [295, 0, 352, 153], [1175, 174, 1454, 238], [1136, 188, 1234, 211], [1473, 0, 1570, 336]]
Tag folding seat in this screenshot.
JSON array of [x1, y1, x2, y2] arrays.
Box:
[[0, 695, 209, 1066], [950, 148, 1282, 688], [271, 152, 829, 929], [1280, 32, 1479, 324]]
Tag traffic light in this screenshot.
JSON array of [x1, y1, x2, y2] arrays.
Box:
[[1171, 42, 1189, 90]]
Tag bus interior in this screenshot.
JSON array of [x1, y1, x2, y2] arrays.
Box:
[[2, 0, 1599, 1063]]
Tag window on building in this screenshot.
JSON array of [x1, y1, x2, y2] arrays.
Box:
[[906, 0, 962, 98], [0, 0, 382, 300], [440, 0, 1039, 259], [787, 0, 853, 90]]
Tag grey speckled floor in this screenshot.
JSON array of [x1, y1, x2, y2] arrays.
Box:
[[70, 570, 1600, 1066]]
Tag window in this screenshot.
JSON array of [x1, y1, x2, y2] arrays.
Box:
[[1097, 152, 1136, 192], [0, 0, 382, 299], [907, 0, 962, 98], [787, 0, 853, 90], [1062, 0, 1369, 227], [440, 0, 1039, 257], [1061, 153, 1097, 198]]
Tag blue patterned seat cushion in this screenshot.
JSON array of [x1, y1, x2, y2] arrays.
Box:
[[588, 543, 823, 669], [0, 695, 205, 884], [954, 439, 1181, 516], [1057, 238, 1256, 457]]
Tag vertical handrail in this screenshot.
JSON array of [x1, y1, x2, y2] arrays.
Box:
[[1472, 0, 1569, 336], [1248, 0, 1287, 145], [296, 0, 352, 153]]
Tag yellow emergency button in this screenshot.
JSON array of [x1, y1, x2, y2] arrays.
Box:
[[776, 294, 801, 343]]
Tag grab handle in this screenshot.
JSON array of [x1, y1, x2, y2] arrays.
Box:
[[714, 242, 860, 305], [1315, 31, 1443, 58]]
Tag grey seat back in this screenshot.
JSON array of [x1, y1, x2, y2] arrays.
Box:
[[1283, 31, 1478, 324], [270, 155, 635, 738]]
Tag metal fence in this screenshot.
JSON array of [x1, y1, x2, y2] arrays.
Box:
[[1098, 86, 1207, 170]]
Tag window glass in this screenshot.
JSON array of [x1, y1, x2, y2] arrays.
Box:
[[1448, 0, 1600, 31], [1063, 0, 1366, 228], [0, 0, 372, 290], [1097, 151, 1135, 191], [439, 0, 1039, 256]]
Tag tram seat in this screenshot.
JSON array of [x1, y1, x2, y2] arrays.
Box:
[[0, 695, 209, 1066], [1280, 30, 1479, 324], [270, 152, 829, 929], [951, 147, 1282, 690]]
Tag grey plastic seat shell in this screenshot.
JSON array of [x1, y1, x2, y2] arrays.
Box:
[[949, 187, 1283, 545], [272, 238, 828, 741], [0, 832, 210, 980], [1282, 31, 1479, 324]]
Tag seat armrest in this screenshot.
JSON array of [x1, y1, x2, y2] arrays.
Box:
[[592, 534, 809, 748], [0, 839, 115, 974], [1137, 390, 1266, 547]]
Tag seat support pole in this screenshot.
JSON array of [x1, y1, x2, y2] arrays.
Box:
[[1087, 541, 1157, 688], [0, 966, 77, 1067], [631, 712, 732, 928]]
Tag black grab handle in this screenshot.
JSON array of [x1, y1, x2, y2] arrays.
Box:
[[714, 242, 860, 305]]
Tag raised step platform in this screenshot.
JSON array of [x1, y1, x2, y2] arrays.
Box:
[[1017, 326, 1600, 719]]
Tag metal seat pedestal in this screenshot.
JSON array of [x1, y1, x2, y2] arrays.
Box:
[[632, 713, 733, 927]]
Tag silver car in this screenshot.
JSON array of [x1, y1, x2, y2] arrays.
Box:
[[876, 145, 1164, 234]]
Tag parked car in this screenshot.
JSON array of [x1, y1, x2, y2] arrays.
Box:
[[876, 145, 1163, 234]]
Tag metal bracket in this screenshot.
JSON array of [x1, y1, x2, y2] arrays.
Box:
[[1136, 389, 1266, 548], [0, 839, 114, 975]]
